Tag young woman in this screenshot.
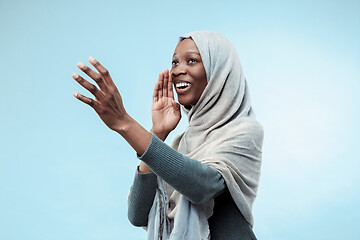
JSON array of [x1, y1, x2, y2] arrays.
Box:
[[73, 30, 264, 240]]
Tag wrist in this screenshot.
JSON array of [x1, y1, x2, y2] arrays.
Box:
[[150, 128, 169, 141], [113, 115, 135, 135], [138, 162, 152, 173], [113, 115, 152, 156]]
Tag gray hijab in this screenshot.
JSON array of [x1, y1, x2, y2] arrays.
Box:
[[146, 30, 264, 239]]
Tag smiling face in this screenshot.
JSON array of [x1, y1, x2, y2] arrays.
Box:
[[171, 38, 207, 107]]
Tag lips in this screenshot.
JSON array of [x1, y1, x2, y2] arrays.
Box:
[[175, 82, 191, 89], [174, 80, 192, 94]]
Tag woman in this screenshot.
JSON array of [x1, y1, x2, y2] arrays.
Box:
[[73, 30, 263, 239]]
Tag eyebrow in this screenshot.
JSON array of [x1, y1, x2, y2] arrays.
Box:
[[173, 51, 201, 56]]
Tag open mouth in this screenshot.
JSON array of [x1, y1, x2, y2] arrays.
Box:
[[175, 82, 191, 90]]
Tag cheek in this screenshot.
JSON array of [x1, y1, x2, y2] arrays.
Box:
[[193, 66, 207, 82], [199, 81, 207, 95], [194, 78, 207, 100], [194, 66, 204, 77], [196, 70, 207, 89]]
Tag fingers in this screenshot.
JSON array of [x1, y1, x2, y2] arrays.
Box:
[[88, 57, 116, 91], [155, 69, 173, 100], [73, 91, 101, 111], [153, 80, 159, 102], [163, 69, 168, 98], [77, 62, 109, 93], [72, 73, 105, 101], [158, 71, 163, 99], [167, 69, 174, 99]]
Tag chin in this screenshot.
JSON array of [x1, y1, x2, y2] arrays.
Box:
[[178, 96, 194, 107]]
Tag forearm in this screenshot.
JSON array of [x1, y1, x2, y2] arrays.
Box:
[[139, 134, 226, 204], [138, 128, 170, 173], [114, 116, 152, 157], [127, 169, 158, 227]]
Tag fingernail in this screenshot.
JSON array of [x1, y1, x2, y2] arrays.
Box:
[[73, 92, 78, 98], [77, 62, 86, 69], [72, 73, 79, 79], [89, 56, 96, 64]]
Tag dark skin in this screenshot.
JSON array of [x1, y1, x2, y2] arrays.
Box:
[[171, 39, 207, 106], [73, 39, 207, 173], [73, 57, 151, 157]]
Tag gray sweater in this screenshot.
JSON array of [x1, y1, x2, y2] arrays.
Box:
[[127, 134, 257, 239]]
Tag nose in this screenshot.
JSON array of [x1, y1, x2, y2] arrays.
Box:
[[171, 62, 187, 77]]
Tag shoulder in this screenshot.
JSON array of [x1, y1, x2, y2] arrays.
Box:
[[219, 118, 264, 148]]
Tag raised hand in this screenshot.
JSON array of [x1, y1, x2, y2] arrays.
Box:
[[72, 57, 131, 132], [151, 69, 181, 141]]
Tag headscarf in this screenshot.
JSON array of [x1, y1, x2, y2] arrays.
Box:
[[146, 30, 264, 240]]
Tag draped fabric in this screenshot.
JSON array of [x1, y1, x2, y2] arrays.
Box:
[[146, 30, 264, 239]]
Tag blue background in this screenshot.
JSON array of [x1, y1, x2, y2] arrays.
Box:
[[1, 0, 359, 239]]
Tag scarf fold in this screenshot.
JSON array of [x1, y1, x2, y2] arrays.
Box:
[[147, 30, 264, 239]]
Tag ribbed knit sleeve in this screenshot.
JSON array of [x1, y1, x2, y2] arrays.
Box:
[[139, 134, 226, 204], [127, 169, 157, 227], [127, 134, 227, 227]]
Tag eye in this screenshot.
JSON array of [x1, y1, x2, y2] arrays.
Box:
[[172, 60, 178, 66], [188, 58, 197, 63]]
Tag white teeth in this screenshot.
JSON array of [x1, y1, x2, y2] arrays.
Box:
[[176, 82, 191, 88]]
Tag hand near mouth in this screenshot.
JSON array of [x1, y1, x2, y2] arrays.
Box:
[[151, 69, 181, 141]]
